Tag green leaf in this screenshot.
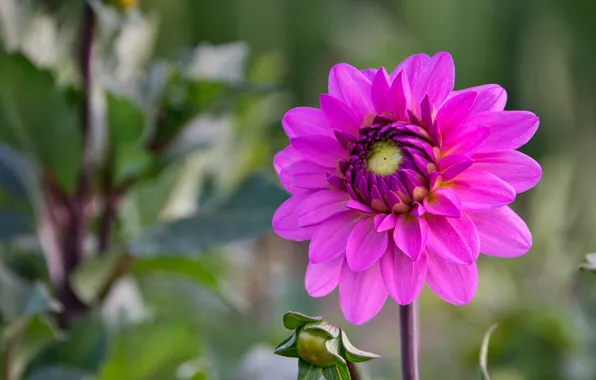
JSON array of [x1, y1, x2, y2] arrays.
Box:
[[283, 311, 324, 330], [22, 282, 62, 317], [297, 358, 323, 380], [303, 321, 340, 339], [340, 331, 380, 363], [274, 333, 299, 358], [324, 338, 346, 365], [70, 252, 133, 305], [130, 173, 289, 256], [479, 324, 498, 380], [0, 53, 81, 191], [130, 257, 219, 293], [26, 366, 93, 380], [0, 208, 33, 241], [0, 144, 33, 201], [322, 363, 351, 380]]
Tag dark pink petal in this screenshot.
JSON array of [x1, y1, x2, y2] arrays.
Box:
[[439, 154, 474, 181], [449, 84, 507, 115], [309, 212, 359, 263], [361, 68, 377, 81], [423, 188, 462, 217], [393, 214, 429, 261], [425, 213, 479, 264], [340, 261, 388, 325], [435, 91, 478, 137], [282, 107, 332, 138], [471, 150, 542, 193], [273, 146, 302, 175], [442, 123, 491, 156], [411, 52, 455, 108], [346, 200, 376, 214], [469, 111, 540, 152], [390, 53, 431, 82], [272, 193, 317, 241], [297, 190, 350, 226], [371, 67, 391, 114], [320, 94, 361, 136], [305, 256, 344, 297], [390, 71, 412, 121], [286, 161, 330, 190], [346, 217, 389, 272], [328, 63, 374, 120], [290, 135, 346, 167], [426, 254, 478, 305], [468, 206, 532, 258], [450, 169, 516, 211], [380, 244, 427, 305]]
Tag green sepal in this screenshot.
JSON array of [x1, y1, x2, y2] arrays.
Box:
[[283, 311, 324, 330], [325, 338, 346, 365], [303, 320, 340, 339], [274, 332, 299, 358], [298, 358, 323, 380], [322, 363, 351, 380], [340, 331, 380, 363]]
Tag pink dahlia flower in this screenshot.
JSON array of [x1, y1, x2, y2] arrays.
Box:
[[272, 52, 541, 325]]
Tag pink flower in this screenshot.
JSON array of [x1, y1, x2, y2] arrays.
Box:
[[272, 52, 541, 325]]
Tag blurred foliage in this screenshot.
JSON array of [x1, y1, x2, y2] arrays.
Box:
[[0, 0, 595, 379]]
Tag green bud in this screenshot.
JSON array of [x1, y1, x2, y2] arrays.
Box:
[[296, 328, 338, 367]]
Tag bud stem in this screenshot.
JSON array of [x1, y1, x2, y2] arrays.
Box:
[[346, 361, 362, 380], [399, 302, 419, 380]]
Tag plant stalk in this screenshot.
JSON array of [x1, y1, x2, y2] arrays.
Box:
[[346, 361, 362, 380], [399, 302, 420, 380]]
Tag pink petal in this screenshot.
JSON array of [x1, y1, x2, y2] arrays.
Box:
[[309, 212, 359, 263], [273, 146, 302, 175], [450, 169, 516, 211], [340, 261, 388, 325], [290, 135, 346, 167], [328, 63, 374, 120], [371, 67, 391, 114], [439, 154, 474, 181], [389, 70, 412, 121], [468, 206, 532, 258], [435, 91, 478, 137], [297, 190, 350, 226], [393, 214, 429, 261], [471, 150, 542, 193], [426, 254, 478, 305], [390, 53, 431, 82], [449, 84, 507, 115], [469, 111, 539, 152], [423, 188, 462, 217], [285, 161, 330, 190], [346, 217, 389, 272], [380, 244, 427, 305], [320, 94, 361, 136], [442, 122, 491, 156], [282, 107, 332, 138], [346, 200, 376, 214], [376, 213, 396, 232], [272, 193, 317, 241], [361, 68, 377, 81], [305, 256, 344, 297], [425, 213, 479, 264], [411, 52, 455, 108]]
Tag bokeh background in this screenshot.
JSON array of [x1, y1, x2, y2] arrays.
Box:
[[1, 0, 596, 379]]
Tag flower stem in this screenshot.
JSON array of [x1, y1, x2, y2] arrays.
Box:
[[399, 302, 419, 380], [347, 361, 362, 380]]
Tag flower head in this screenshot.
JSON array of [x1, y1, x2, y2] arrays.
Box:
[[272, 52, 541, 325]]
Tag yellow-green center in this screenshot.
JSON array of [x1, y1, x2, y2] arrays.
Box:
[[366, 140, 403, 175]]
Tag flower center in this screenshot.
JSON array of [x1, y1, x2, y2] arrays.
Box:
[[366, 140, 403, 175]]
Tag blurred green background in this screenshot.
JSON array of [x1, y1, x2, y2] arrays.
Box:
[[1, 0, 596, 379]]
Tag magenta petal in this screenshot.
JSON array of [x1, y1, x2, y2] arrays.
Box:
[[282, 107, 332, 138], [346, 218, 389, 272], [393, 214, 428, 261], [297, 190, 350, 226], [411, 52, 455, 107], [305, 256, 344, 297], [450, 169, 516, 211], [273, 146, 301, 175], [346, 200, 376, 214], [320, 94, 361, 136], [390, 71, 412, 121], [450, 84, 507, 115], [272, 193, 317, 241], [380, 244, 427, 305], [377, 213, 397, 232], [286, 161, 330, 190], [471, 150, 542, 193], [425, 213, 479, 264], [435, 91, 477, 137], [361, 68, 377, 81], [439, 154, 474, 181], [423, 188, 462, 217], [442, 122, 491, 156], [426, 254, 478, 305], [340, 261, 388, 325], [469, 111, 540, 152], [328, 63, 374, 120], [390, 53, 431, 82], [371, 67, 391, 114], [468, 206, 532, 258], [290, 135, 346, 167], [309, 212, 359, 263]]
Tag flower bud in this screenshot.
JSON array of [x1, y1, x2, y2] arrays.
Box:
[[296, 328, 337, 367]]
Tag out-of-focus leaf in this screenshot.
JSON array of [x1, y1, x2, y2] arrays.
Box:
[[297, 358, 322, 380], [130, 173, 288, 255], [130, 257, 218, 289], [322, 363, 350, 380], [70, 252, 134, 305], [581, 253, 596, 271], [0, 53, 81, 191], [22, 282, 62, 317], [479, 324, 498, 380], [0, 208, 33, 241], [26, 366, 93, 380], [0, 144, 41, 207]]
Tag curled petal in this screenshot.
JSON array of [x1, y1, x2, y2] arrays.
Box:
[[380, 244, 427, 305], [305, 256, 344, 297], [376, 213, 397, 232], [291, 135, 346, 167], [340, 261, 388, 325], [435, 91, 478, 137], [423, 188, 462, 218], [371, 67, 392, 114], [450, 169, 516, 211], [468, 206, 532, 258], [328, 63, 374, 120], [469, 111, 540, 152], [390, 53, 431, 82], [309, 212, 359, 263], [439, 154, 474, 181], [390, 71, 412, 121], [427, 254, 478, 305], [471, 150, 542, 193], [320, 94, 361, 136], [272, 193, 317, 241], [282, 107, 332, 138], [425, 213, 479, 264], [346, 200, 376, 214], [297, 190, 350, 226], [347, 218, 389, 272], [393, 213, 429, 261], [411, 52, 455, 108]]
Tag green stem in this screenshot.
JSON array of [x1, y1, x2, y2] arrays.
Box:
[[347, 361, 361, 380]]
